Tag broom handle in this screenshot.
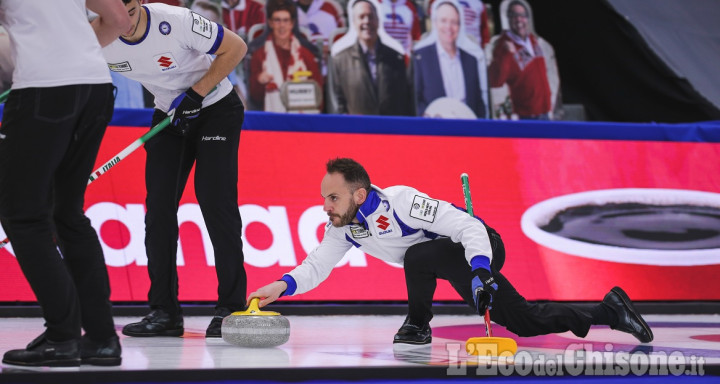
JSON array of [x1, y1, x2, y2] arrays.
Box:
[[461, 173, 474, 216], [461, 173, 493, 338], [87, 84, 215, 184], [87, 116, 170, 184], [484, 309, 493, 337]]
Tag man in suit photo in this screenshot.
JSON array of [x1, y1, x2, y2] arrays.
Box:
[[327, 0, 413, 116], [412, 0, 488, 118]]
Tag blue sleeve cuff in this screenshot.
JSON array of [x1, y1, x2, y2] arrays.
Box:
[[470, 255, 491, 272], [279, 274, 297, 297], [207, 22, 224, 55]]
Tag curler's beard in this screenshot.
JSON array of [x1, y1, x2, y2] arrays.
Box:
[[329, 199, 359, 227]]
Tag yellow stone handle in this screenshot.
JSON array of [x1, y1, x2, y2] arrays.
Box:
[[231, 297, 282, 316]]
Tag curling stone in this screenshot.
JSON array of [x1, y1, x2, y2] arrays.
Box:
[[221, 298, 290, 347]]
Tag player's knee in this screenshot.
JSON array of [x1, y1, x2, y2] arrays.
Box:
[[403, 243, 432, 271]]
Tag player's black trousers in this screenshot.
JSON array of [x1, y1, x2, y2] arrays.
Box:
[[145, 91, 247, 315], [0, 84, 117, 342], [403, 228, 597, 338]]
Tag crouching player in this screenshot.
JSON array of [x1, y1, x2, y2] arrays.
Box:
[[250, 158, 653, 345]]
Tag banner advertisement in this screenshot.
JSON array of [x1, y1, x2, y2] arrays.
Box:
[[1, 125, 719, 302]]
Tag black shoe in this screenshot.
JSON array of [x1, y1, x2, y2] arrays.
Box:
[[2, 332, 80, 367], [603, 287, 654, 343], [393, 318, 432, 345], [81, 334, 122, 366], [122, 309, 184, 337], [206, 307, 233, 338]]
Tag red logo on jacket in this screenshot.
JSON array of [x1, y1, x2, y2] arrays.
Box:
[[376, 215, 390, 230], [157, 56, 174, 68]]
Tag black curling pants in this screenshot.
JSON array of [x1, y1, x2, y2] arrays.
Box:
[[403, 229, 595, 338], [0, 84, 117, 342], [144, 92, 247, 315]]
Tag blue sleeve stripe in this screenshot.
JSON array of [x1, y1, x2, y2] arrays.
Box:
[[279, 274, 297, 296], [471, 255, 491, 272], [393, 211, 420, 237], [207, 22, 224, 55], [345, 234, 362, 248]]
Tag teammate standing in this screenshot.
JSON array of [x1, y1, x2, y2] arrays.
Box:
[[0, 0, 130, 367], [250, 158, 654, 345], [97, 0, 249, 338]]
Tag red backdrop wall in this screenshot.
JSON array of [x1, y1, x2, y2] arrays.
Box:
[[1, 126, 719, 302]]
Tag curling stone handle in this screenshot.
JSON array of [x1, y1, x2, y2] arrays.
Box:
[[231, 298, 282, 316], [247, 297, 261, 314]]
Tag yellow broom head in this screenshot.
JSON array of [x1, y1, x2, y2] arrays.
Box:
[[466, 336, 518, 357]]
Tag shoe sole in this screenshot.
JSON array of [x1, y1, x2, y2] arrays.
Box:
[[81, 357, 122, 366], [121, 329, 184, 337], [393, 342, 432, 352], [611, 287, 654, 342], [392, 337, 432, 345], [2, 358, 81, 367]]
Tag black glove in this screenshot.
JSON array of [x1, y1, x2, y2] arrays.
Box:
[[472, 267, 497, 315], [169, 87, 204, 131]]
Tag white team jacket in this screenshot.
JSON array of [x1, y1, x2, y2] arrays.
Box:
[[284, 184, 493, 295], [101, 4, 233, 113]]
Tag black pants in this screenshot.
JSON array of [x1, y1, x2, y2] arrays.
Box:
[[144, 92, 246, 315], [403, 230, 595, 338], [0, 84, 116, 342]]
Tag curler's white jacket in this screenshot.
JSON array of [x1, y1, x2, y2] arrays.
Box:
[[101, 3, 233, 113], [284, 184, 493, 295]]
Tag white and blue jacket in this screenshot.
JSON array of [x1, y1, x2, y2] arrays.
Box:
[[281, 184, 493, 295]]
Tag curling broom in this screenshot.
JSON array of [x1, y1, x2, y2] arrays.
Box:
[[461, 173, 518, 357]]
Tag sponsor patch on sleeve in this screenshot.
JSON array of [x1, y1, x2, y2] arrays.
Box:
[[350, 225, 370, 239], [191, 12, 213, 39], [409, 195, 439, 223], [108, 62, 131, 72]]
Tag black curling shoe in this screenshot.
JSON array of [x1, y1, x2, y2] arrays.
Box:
[[122, 309, 184, 337], [393, 318, 432, 345], [206, 307, 233, 338], [2, 332, 80, 367], [603, 286, 654, 343], [81, 334, 122, 366]]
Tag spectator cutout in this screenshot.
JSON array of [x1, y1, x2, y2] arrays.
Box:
[[413, 0, 487, 119], [222, 0, 266, 38], [249, 0, 324, 112], [328, 0, 413, 116], [296, 0, 345, 40], [487, 0, 560, 120], [295, 0, 346, 74], [427, 0, 490, 48], [378, 0, 422, 55]]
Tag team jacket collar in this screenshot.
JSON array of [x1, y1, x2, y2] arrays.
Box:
[[120, 5, 151, 45], [355, 187, 382, 226]]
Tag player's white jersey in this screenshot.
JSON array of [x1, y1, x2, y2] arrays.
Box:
[[0, 0, 111, 89], [102, 3, 233, 112], [287, 184, 493, 294]]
